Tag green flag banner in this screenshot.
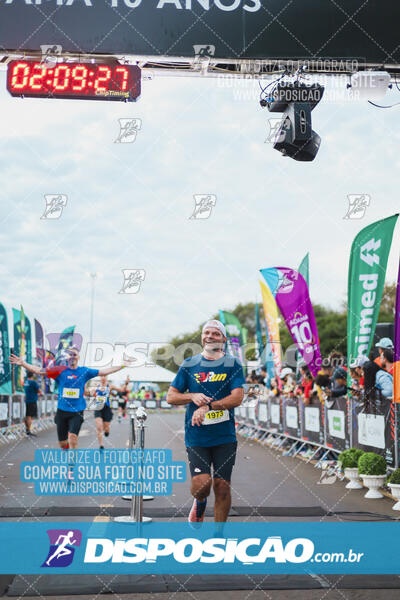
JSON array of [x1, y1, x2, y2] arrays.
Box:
[[219, 310, 246, 371], [0, 303, 12, 395], [12, 306, 32, 393], [347, 214, 398, 371], [298, 253, 310, 288]]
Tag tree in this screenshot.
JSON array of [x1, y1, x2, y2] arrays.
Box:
[[378, 282, 396, 320]]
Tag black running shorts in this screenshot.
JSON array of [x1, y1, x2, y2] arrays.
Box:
[[54, 409, 84, 441], [94, 405, 113, 422], [186, 442, 237, 482], [25, 402, 37, 418]]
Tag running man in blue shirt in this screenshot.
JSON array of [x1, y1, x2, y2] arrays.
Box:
[[10, 346, 131, 449], [167, 319, 245, 524]]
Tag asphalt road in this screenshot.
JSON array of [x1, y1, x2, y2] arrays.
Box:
[[0, 409, 399, 597]]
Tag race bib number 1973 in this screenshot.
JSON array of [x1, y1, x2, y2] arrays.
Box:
[[204, 409, 229, 425]]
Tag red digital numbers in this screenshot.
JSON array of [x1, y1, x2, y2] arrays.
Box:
[[11, 62, 30, 89], [7, 61, 141, 102], [71, 65, 88, 91], [94, 66, 112, 92], [115, 67, 129, 91], [29, 64, 45, 90]]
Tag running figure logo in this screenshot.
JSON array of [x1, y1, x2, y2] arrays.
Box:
[[277, 272, 299, 294], [41, 195, 67, 220], [193, 45, 215, 58], [119, 269, 146, 294], [42, 529, 82, 568], [115, 119, 142, 144], [189, 195, 217, 220], [40, 45, 62, 59], [343, 194, 371, 219], [265, 118, 282, 144]]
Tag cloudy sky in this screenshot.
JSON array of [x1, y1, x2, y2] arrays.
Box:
[[0, 70, 399, 365]]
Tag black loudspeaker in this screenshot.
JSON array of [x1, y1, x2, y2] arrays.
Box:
[[371, 322, 394, 358], [273, 117, 321, 162]]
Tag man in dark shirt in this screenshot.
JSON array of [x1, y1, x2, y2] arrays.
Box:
[[167, 319, 244, 525], [23, 371, 42, 437]]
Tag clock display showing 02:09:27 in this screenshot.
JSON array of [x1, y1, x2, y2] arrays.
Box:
[[6, 60, 141, 102]]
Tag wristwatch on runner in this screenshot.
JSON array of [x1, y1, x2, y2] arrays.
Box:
[[207, 401, 213, 411]]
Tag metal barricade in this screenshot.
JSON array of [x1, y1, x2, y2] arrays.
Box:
[[145, 399, 157, 410], [324, 395, 348, 453]]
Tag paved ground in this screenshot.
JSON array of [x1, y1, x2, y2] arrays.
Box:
[[0, 409, 399, 597]]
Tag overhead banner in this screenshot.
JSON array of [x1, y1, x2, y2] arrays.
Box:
[[0, 303, 12, 395], [260, 268, 321, 377], [55, 326, 76, 365], [12, 306, 32, 393], [0, 1, 399, 63], [259, 280, 282, 377], [347, 214, 398, 372], [394, 258, 400, 403]]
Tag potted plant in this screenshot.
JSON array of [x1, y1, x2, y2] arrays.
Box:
[[387, 469, 400, 510], [338, 448, 364, 489], [358, 452, 387, 499]]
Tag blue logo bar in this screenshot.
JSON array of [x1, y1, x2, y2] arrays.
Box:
[[0, 522, 399, 574]]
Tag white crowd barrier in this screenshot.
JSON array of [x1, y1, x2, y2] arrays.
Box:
[[235, 385, 398, 468], [0, 394, 57, 443]]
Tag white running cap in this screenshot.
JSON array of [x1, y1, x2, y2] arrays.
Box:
[[280, 367, 294, 379], [202, 319, 227, 338]]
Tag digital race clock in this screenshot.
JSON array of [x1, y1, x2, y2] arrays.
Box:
[[6, 60, 141, 102]]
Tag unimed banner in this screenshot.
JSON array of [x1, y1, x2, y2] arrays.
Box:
[[347, 214, 398, 371], [0, 1, 399, 63]]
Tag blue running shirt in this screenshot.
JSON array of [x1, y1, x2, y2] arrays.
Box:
[[47, 366, 99, 412], [94, 384, 111, 408], [24, 379, 40, 404], [171, 353, 245, 448]]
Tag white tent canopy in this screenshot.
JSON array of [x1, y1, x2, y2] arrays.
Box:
[[110, 364, 176, 386]]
